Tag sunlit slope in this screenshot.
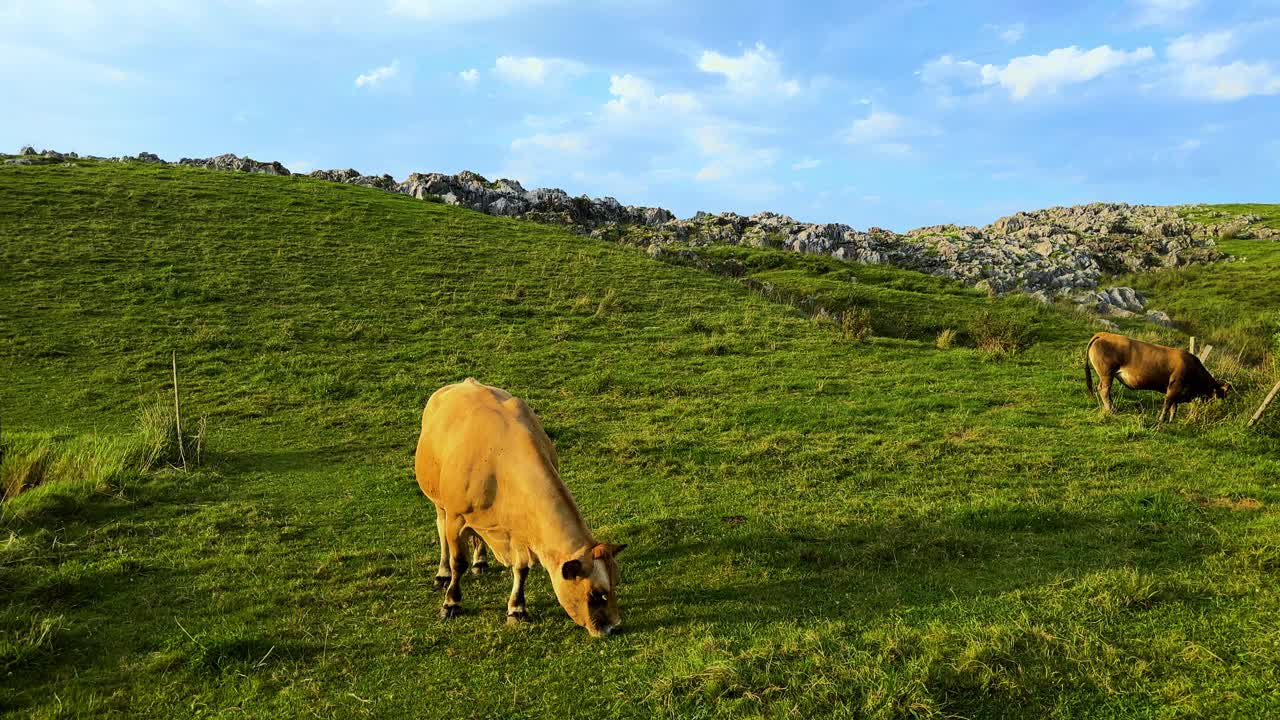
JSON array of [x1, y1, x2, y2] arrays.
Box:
[[1, 161, 1278, 719]]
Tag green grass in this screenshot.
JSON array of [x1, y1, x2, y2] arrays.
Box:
[[2, 163, 1280, 718], [1179, 203, 1280, 230], [1122, 234, 1280, 360]]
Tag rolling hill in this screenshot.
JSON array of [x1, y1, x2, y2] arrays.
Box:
[[2, 158, 1279, 718]]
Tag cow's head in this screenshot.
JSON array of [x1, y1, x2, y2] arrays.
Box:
[[1214, 381, 1231, 400], [551, 542, 626, 637]]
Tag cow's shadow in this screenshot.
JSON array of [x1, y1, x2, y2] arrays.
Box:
[[617, 503, 1221, 632]]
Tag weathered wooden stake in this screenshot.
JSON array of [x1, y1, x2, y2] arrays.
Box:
[[1189, 336, 1197, 355], [1248, 380, 1280, 428], [1198, 345, 1214, 364], [172, 351, 188, 472]]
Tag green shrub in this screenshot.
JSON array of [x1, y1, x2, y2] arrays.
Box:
[[936, 328, 957, 350], [968, 310, 1036, 357], [841, 308, 873, 342]]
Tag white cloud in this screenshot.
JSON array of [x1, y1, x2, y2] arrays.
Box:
[[980, 45, 1155, 99], [1167, 31, 1233, 64], [692, 124, 779, 181], [917, 55, 984, 87], [842, 110, 937, 155], [389, 0, 560, 23], [792, 158, 821, 170], [500, 67, 784, 199], [493, 55, 585, 88], [458, 67, 479, 86], [355, 60, 399, 88], [844, 111, 904, 144], [602, 74, 700, 125], [698, 42, 801, 97], [510, 132, 588, 154], [1164, 31, 1280, 101], [1176, 60, 1280, 101], [1177, 138, 1201, 151], [998, 22, 1025, 43], [1134, 0, 1199, 27]]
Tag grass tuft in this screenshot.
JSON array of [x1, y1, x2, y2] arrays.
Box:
[[969, 309, 1036, 358], [842, 307, 874, 342]]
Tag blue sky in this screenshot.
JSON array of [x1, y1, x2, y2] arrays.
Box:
[[2, 0, 1278, 230]]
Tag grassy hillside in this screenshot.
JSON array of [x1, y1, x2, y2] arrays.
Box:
[[1180, 203, 1280, 230], [1122, 236, 1280, 361], [2, 161, 1279, 719]]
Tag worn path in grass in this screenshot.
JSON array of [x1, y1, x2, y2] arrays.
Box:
[[2, 161, 1279, 718]]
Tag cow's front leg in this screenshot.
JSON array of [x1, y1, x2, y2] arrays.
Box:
[[1160, 395, 1177, 422], [506, 566, 531, 625], [469, 532, 489, 575], [433, 505, 451, 590], [441, 515, 469, 619]]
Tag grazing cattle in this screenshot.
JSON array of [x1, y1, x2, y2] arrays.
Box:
[[1085, 332, 1229, 421], [414, 378, 626, 637]]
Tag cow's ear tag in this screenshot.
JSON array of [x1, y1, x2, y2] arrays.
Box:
[[561, 559, 583, 580]]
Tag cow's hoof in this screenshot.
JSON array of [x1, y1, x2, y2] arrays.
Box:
[[506, 611, 529, 625], [440, 605, 462, 619], [433, 575, 451, 590], [470, 561, 489, 576]]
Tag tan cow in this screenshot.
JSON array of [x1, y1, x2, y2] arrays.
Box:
[[414, 378, 626, 637], [1085, 332, 1229, 421]]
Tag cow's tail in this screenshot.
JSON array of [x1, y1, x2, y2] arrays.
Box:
[[1084, 334, 1100, 397]]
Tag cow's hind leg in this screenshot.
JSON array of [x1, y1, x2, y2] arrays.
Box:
[[506, 565, 531, 625], [441, 514, 469, 619], [469, 531, 489, 575], [433, 505, 451, 590], [1099, 373, 1117, 413]]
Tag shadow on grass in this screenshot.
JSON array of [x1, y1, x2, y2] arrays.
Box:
[[619, 501, 1221, 633]]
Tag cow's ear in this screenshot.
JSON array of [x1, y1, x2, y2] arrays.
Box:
[[561, 559, 583, 580], [593, 543, 627, 559]]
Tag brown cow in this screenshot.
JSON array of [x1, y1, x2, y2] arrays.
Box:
[[1085, 332, 1229, 421], [414, 378, 626, 637]]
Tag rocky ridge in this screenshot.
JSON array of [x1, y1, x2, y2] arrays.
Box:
[[8, 147, 1275, 320]]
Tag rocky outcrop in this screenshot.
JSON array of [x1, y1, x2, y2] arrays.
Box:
[[895, 204, 1223, 296], [6, 148, 77, 165], [593, 203, 1222, 301], [177, 153, 289, 175], [10, 146, 1243, 313], [307, 168, 398, 191], [396, 171, 674, 228], [1071, 285, 1177, 327]]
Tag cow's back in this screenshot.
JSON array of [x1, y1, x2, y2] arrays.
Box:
[[415, 379, 556, 513], [1089, 332, 1194, 391]]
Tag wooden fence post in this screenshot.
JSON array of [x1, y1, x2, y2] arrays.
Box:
[[172, 351, 188, 472], [1248, 380, 1280, 428]]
